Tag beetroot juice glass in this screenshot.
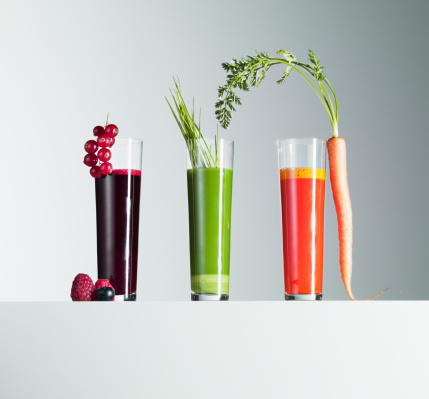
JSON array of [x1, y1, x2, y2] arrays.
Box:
[[95, 138, 143, 301], [277, 138, 326, 300]]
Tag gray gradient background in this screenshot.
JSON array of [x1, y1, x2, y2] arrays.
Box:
[[0, 0, 428, 301]]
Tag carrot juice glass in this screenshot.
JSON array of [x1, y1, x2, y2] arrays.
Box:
[[276, 138, 327, 300]]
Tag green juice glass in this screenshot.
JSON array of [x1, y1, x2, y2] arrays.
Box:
[[187, 139, 234, 301]]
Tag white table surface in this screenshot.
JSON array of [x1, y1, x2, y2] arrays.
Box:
[[0, 302, 427, 398]]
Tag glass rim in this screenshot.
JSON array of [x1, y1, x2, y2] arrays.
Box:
[[276, 137, 326, 146], [113, 137, 143, 145]]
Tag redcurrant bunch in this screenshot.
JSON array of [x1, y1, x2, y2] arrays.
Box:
[[83, 116, 119, 178]]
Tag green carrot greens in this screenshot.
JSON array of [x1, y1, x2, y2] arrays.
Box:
[[166, 77, 220, 168], [215, 49, 339, 137]]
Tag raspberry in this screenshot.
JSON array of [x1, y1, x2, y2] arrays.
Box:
[[71, 274, 95, 301], [94, 279, 115, 301]]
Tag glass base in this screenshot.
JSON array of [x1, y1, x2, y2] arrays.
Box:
[[115, 293, 136, 301], [285, 294, 322, 301], [191, 293, 229, 301]]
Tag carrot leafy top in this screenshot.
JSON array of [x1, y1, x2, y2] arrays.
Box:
[[215, 49, 339, 137]]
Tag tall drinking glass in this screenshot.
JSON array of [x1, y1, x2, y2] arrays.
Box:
[[187, 139, 234, 301], [277, 138, 326, 300], [95, 138, 143, 301]]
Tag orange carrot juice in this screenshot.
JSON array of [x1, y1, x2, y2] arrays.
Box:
[[280, 167, 325, 296]]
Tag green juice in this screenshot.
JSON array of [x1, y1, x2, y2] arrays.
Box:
[[187, 168, 233, 295]]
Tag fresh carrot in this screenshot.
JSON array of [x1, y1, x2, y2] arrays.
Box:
[[327, 137, 400, 300]]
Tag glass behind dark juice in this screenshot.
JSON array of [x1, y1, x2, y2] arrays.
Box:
[[95, 138, 143, 301]]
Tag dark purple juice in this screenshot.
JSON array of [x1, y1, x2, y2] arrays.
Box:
[[95, 169, 141, 298]]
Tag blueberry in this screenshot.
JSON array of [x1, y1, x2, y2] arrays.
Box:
[[95, 287, 115, 301]]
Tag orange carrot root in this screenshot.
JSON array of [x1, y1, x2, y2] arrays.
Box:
[[360, 286, 402, 301], [327, 137, 401, 300]]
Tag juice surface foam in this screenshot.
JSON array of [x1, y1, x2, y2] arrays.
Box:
[[112, 169, 141, 176], [280, 167, 325, 180]]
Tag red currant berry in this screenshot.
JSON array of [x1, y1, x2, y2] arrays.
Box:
[[84, 140, 98, 154], [93, 126, 105, 136], [97, 134, 111, 148], [90, 165, 102, 178], [97, 148, 111, 162], [105, 124, 119, 138], [84, 153, 98, 167], [100, 162, 113, 175], [109, 137, 115, 147]]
